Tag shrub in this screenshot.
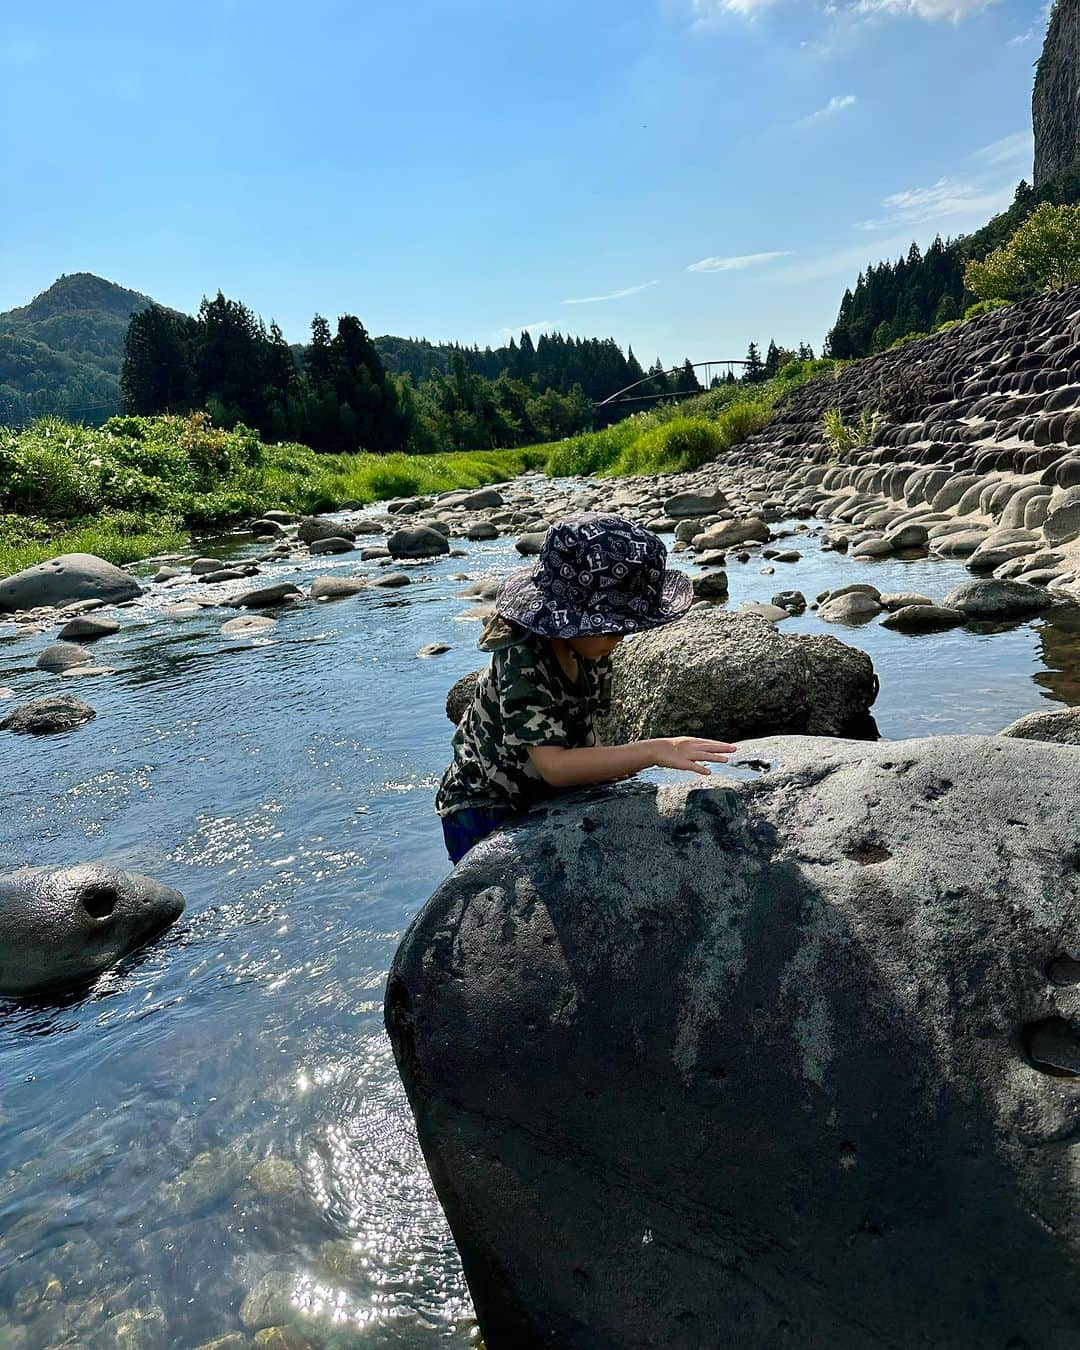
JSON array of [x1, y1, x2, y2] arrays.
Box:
[[964, 202, 1080, 300], [963, 298, 1013, 321], [823, 407, 885, 458], [889, 331, 930, 349], [611, 417, 724, 475]]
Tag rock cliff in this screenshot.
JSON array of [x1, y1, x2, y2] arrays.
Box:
[[1035, 0, 1080, 187]]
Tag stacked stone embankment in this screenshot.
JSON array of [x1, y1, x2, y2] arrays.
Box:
[[697, 286, 1080, 601]]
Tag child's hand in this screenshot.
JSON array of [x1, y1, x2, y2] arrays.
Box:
[[652, 737, 737, 776]]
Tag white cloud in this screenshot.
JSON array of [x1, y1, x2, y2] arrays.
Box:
[[772, 233, 918, 283], [687, 249, 794, 273], [855, 175, 1014, 230], [800, 93, 858, 124], [686, 0, 994, 25], [853, 0, 995, 19], [561, 281, 658, 305], [973, 131, 1033, 167], [496, 320, 555, 341]]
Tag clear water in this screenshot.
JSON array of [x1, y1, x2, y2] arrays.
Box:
[[0, 509, 1077, 1347]]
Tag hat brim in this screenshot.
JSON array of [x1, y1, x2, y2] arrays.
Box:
[[495, 563, 693, 638]]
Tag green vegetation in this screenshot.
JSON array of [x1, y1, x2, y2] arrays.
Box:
[[0, 413, 546, 578], [826, 164, 1080, 359], [0, 273, 157, 426], [963, 298, 1013, 321], [822, 406, 884, 459], [964, 202, 1080, 300], [541, 358, 833, 478]]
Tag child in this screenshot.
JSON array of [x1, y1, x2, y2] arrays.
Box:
[[436, 513, 737, 863]]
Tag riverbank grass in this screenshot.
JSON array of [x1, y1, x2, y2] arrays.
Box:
[[0, 414, 547, 577]]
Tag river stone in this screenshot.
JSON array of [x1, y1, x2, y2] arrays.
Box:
[[370, 571, 411, 588], [250, 518, 286, 537], [468, 521, 499, 541], [1000, 706, 1080, 745], [418, 642, 450, 657], [737, 601, 789, 622], [691, 571, 729, 601], [153, 566, 184, 582], [309, 575, 367, 600], [879, 591, 934, 611], [880, 604, 966, 633], [941, 579, 1057, 619], [385, 733, 1080, 1350], [225, 583, 302, 610], [604, 609, 877, 742], [930, 530, 988, 559], [770, 590, 807, 615], [221, 615, 278, 636], [58, 665, 114, 679], [0, 864, 185, 996], [36, 641, 94, 672], [388, 526, 450, 559], [190, 557, 223, 575], [56, 615, 120, 641], [692, 518, 770, 551], [664, 488, 728, 518], [446, 671, 481, 723], [818, 592, 882, 623], [297, 517, 357, 545], [1044, 501, 1080, 546], [0, 553, 141, 614], [308, 536, 354, 555], [516, 531, 548, 556], [0, 696, 96, 736]]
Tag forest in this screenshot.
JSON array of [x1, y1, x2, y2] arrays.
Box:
[[825, 165, 1080, 358]]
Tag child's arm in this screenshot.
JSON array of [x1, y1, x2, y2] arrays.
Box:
[[528, 737, 736, 789]]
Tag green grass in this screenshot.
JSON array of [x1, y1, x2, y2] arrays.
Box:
[[0, 413, 548, 578], [535, 358, 838, 480]]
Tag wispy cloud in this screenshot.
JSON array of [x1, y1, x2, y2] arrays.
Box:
[[855, 175, 1014, 231], [853, 0, 995, 19], [687, 0, 995, 25], [496, 320, 555, 341], [799, 93, 858, 125], [1008, 0, 1052, 45], [561, 281, 658, 305], [687, 250, 794, 273], [973, 131, 1033, 167]]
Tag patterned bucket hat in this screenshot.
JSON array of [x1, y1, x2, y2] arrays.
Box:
[[495, 513, 692, 639]]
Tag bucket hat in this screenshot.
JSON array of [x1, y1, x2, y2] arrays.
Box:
[[495, 512, 692, 639]]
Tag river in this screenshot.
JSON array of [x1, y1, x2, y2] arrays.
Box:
[[1, 496, 1078, 1347]]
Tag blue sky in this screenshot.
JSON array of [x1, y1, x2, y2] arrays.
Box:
[[1, 0, 1050, 366]]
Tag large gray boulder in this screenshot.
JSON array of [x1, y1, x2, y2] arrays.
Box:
[[605, 609, 878, 741], [1001, 706, 1080, 745], [0, 864, 185, 995], [386, 734, 1080, 1350], [941, 578, 1057, 619], [0, 553, 140, 613]]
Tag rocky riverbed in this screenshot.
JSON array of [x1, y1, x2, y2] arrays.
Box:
[[0, 450, 1078, 1346]]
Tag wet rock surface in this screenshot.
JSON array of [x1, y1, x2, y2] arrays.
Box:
[[387, 734, 1080, 1350], [0, 864, 185, 996], [0, 552, 141, 613]]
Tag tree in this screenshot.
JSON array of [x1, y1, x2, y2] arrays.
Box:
[[120, 305, 196, 414], [965, 202, 1080, 300], [743, 342, 766, 384]]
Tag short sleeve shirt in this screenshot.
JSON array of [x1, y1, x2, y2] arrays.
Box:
[[435, 634, 613, 817]]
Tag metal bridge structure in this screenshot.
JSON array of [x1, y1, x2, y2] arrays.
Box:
[[595, 359, 751, 410]]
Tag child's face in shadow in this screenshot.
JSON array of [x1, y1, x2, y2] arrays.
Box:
[[568, 634, 623, 662]]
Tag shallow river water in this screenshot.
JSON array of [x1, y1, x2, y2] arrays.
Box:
[[0, 497, 1078, 1347]]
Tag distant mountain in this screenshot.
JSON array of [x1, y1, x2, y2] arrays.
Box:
[[0, 272, 159, 425]]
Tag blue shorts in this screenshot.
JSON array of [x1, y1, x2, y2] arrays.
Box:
[[441, 805, 514, 864]]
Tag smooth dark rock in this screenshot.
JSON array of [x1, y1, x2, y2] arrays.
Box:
[[297, 517, 357, 545], [36, 641, 94, 672], [0, 863, 185, 995], [0, 695, 96, 735], [56, 615, 120, 641], [387, 734, 1080, 1350], [941, 578, 1058, 619], [225, 583, 302, 610], [388, 526, 450, 559]]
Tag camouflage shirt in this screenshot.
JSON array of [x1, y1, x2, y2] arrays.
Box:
[[436, 629, 613, 818]]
